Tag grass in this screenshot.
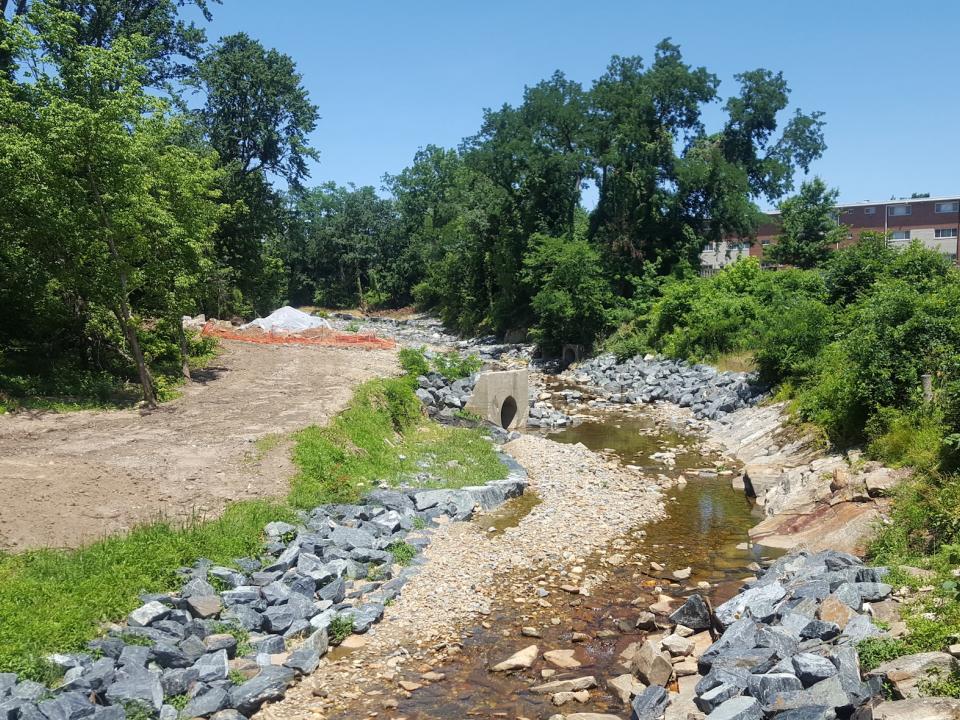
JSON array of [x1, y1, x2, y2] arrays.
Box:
[[0, 500, 292, 680], [328, 616, 354, 645], [387, 541, 417, 566], [248, 433, 285, 462], [288, 378, 506, 508], [0, 373, 508, 682], [712, 350, 756, 374]]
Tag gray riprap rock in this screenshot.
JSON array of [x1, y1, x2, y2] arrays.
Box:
[[13, 684, 47, 702], [228, 666, 295, 716], [699, 617, 760, 671], [208, 567, 245, 589], [764, 675, 850, 714], [261, 606, 295, 633], [832, 583, 862, 611], [800, 619, 841, 641], [178, 635, 206, 664], [180, 688, 229, 719], [770, 707, 837, 719], [181, 578, 217, 598], [828, 645, 861, 694], [629, 684, 668, 720], [346, 603, 384, 633], [105, 668, 163, 712], [840, 614, 882, 644], [261, 581, 291, 606], [250, 635, 284, 654], [221, 586, 261, 607], [755, 625, 799, 659], [127, 601, 170, 628], [264, 521, 297, 539], [221, 606, 262, 632], [202, 634, 237, 657], [283, 645, 320, 676], [149, 642, 191, 670], [708, 695, 763, 720], [694, 683, 742, 714], [118, 646, 150, 669], [158, 705, 176, 720], [318, 578, 345, 604], [160, 668, 199, 698], [192, 650, 228, 683], [746, 673, 802, 705], [330, 527, 376, 551], [209, 711, 245, 720], [792, 653, 838, 687], [867, 652, 957, 699], [20, 704, 48, 720], [0, 674, 15, 697], [696, 666, 752, 696], [668, 594, 711, 631], [714, 582, 786, 628], [855, 582, 892, 602], [37, 693, 95, 720]]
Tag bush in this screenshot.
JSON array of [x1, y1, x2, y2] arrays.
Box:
[[754, 297, 834, 384], [398, 346, 482, 381]]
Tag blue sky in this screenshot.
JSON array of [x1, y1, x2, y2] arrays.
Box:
[[200, 1, 959, 209]]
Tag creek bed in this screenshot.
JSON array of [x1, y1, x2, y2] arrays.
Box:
[[358, 406, 776, 720]]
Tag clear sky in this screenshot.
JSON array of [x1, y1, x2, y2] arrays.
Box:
[[200, 0, 960, 209]]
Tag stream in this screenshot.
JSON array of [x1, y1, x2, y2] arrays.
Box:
[[353, 393, 778, 720]]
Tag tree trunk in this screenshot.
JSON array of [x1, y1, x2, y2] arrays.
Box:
[[114, 302, 157, 408], [177, 321, 191, 379]]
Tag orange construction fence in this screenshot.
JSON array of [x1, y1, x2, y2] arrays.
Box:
[[201, 322, 397, 351]]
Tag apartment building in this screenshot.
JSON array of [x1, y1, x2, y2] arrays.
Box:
[[701, 195, 960, 270]]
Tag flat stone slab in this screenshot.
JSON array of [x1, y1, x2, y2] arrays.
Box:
[[748, 500, 882, 555]]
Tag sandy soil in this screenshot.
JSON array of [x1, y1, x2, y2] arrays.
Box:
[[0, 341, 397, 551]]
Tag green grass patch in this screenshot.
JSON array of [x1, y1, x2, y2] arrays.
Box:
[[0, 500, 292, 680], [328, 615, 354, 645], [288, 377, 505, 508], [387, 541, 417, 566], [398, 346, 482, 381]]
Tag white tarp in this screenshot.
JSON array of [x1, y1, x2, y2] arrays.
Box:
[[241, 306, 331, 333]]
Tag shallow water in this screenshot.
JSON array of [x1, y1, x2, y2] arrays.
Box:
[[333, 404, 772, 719]]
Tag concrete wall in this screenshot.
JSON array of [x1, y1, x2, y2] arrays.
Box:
[[464, 368, 529, 430]]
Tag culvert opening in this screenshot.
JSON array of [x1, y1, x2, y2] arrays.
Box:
[[500, 395, 518, 429], [562, 346, 577, 369]]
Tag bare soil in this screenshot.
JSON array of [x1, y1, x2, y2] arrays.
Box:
[[0, 341, 397, 552]]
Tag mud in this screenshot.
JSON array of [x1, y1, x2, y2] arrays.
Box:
[[0, 341, 397, 551]]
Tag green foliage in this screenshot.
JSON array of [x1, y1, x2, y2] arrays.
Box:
[[857, 637, 908, 672], [765, 178, 846, 269], [521, 232, 615, 352], [166, 695, 189, 712], [387, 541, 417, 566], [0, 500, 292, 679], [398, 347, 481, 381], [327, 616, 354, 645]]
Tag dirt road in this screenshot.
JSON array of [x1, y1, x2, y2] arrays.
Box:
[[0, 341, 397, 551]]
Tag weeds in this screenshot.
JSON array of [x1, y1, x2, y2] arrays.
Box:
[[328, 616, 354, 645], [387, 541, 417, 566]]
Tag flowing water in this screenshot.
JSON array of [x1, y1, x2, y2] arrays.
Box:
[[332, 396, 775, 719]]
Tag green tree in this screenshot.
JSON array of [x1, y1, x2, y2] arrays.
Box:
[[521, 231, 614, 352], [766, 178, 846, 268], [1, 13, 222, 405], [195, 32, 318, 313]]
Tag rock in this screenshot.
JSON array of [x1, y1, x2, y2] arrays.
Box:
[[818, 595, 855, 630], [185, 595, 222, 620], [398, 681, 422, 692], [669, 594, 711, 631], [37, 693, 95, 720], [490, 645, 539, 672], [227, 665, 295, 716], [552, 689, 590, 705], [544, 649, 581, 669], [630, 640, 673, 687], [105, 668, 163, 713], [661, 634, 694, 657], [180, 688, 229, 718], [746, 672, 802, 705], [714, 582, 785, 628], [193, 650, 229, 683], [329, 526, 376, 551], [695, 683, 742, 713], [872, 697, 960, 719], [521, 627, 542, 638], [210, 711, 246, 720], [127, 601, 170, 628], [630, 685, 669, 720], [769, 708, 836, 719], [855, 582, 892, 602], [672, 567, 691, 580], [566, 715, 623, 720], [867, 652, 958, 699], [707, 695, 763, 720], [635, 612, 658, 631], [607, 674, 644, 704], [530, 676, 597, 694], [283, 645, 320, 675], [792, 653, 839, 687]]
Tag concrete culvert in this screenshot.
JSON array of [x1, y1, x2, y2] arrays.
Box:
[[500, 396, 518, 429], [562, 346, 577, 369]]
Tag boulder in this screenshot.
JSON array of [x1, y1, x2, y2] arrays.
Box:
[[873, 697, 960, 720], [867, 652, 958, 699], [105, 668, 163, 713], [714, 582, 786, 628], [227, 665, 295, 715], [669, 594, 711, 631], [543, 649, 581, 669], [607, 674, 644, 704], [530, 676, 596, 694], [127, 601, 170, 628], [707, 695, 763, 720], [629, 685, 669, 720], [180, 688, 229, 719], [792, 653, 838, 687], [630, 640, 673, 687]]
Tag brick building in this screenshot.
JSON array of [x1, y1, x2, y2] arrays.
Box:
[[701, 195, 960, 270]]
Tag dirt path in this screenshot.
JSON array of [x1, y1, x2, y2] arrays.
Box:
[[0, 341, 397, 551]]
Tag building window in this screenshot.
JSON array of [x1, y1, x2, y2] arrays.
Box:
[[935, 228, 958, 239], [890, 230, 911, 240], [888, 205, 911, 217], [761, 240, 771, 246], [864, 207, 876, 215], [935, 201, 960, 213]]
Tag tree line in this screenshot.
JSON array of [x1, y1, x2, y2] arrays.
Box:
[[0, 1, 828, 406]]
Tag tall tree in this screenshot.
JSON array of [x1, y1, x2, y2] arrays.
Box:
[[766, 178, 846, 269], [195, 32, 318, 313]]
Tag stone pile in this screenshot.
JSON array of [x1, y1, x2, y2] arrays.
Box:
[[566, 354, 764, 421], [414, 372, 477, 421], [527, 390, 573, 430], [685, 549, 898, 719], [0, 465, 527, 720]]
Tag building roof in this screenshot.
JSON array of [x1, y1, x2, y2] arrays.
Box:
[[836, 194, 960, 209]]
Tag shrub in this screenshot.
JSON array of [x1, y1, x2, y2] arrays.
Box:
[[754, 298, 834, 384]]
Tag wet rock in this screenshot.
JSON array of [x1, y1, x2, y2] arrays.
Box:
[[531, 676, 596, 694], [552, 690, 590, 705], [543, 649, 581, 669], [490, 645, 538, 672], [668, 594, 711, 631], [866, 652, 958, 699]]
